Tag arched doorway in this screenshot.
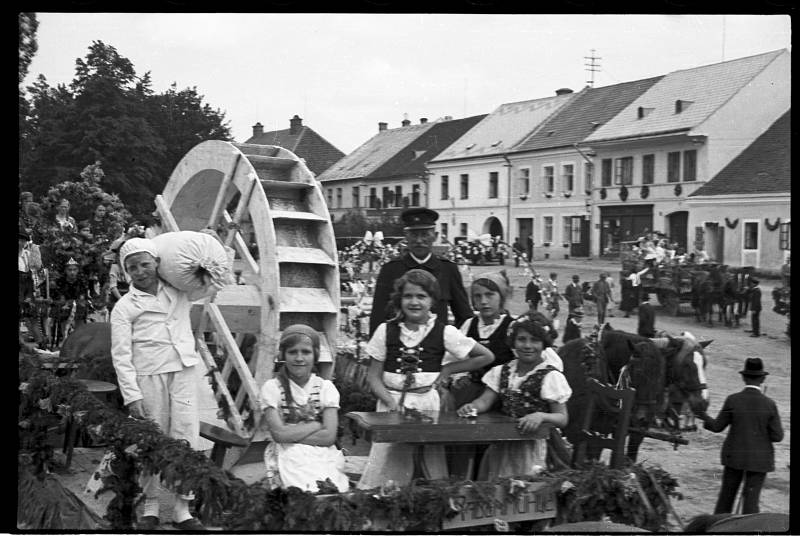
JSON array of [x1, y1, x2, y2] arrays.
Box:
[[483, 216, 503, 239]]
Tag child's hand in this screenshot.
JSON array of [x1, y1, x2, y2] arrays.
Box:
[[457, 403, 478, 418], [382, 396, 399, 412], [517, 412, 547, 435]]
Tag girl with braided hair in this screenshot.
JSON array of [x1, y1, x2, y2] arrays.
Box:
[[457, 318, 572, 479], [260, 324, 350, 493]]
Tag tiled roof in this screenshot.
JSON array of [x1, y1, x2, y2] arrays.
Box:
[[318, 123, 433, 181], [245, 126, 345, 177], [430, 94, 574, 162], [514, 76, 663, 152], [690, 110, 790, 196], [368, 115, 487, 180], [583, 49, 785, 143]]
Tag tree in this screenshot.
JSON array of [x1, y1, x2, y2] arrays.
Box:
[[20, 40, 231, 218], [19, 13, 39, 173]]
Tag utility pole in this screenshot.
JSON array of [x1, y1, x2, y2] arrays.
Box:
[[584, 49, 602, 88]]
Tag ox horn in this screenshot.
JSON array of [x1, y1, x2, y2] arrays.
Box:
[[699, 339, 713, 349]]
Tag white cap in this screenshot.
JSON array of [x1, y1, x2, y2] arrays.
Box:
[[119, 237, 158, 272]]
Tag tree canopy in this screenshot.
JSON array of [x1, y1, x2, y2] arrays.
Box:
[[20, 40, 231, 217]]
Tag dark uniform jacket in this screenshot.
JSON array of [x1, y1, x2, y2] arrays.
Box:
[[637, 301, 656, 337], [750, 286, 762, 312], [703, 387, 783, 472], [368, 253, 472, 336]]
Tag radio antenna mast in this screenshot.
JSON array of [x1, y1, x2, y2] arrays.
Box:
[[584, 49, 602, 88]]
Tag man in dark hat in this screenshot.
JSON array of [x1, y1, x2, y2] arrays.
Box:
[[748, 278, 762, 337], [696, 358, 783, 514], [368, 207, 471, 336]]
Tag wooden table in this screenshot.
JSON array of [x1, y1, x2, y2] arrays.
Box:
[[345, 411, 535, 444]]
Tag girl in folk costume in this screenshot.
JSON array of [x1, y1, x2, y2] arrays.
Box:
[[357, 269, 494, 489], [260, 324, 350, 493], [458, 318, 572, 479], [445, 271, 516, 409]]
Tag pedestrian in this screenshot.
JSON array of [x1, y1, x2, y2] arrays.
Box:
[[357, 269, 494, 488], [591, 272, 613, 326], [696, 358, 784, 514], [512, 237, 524, 267], [368, 208, 472, 336], [749, 278, 762, 337], [260, 324, 350, 493], [525, 274, 541, 313], [563, 311, 583, 344], [110, 237, 208, 530], [620, 266, 648, 318], [637, 296, 656, 338], [563, 274, 583, 317], [541, 272, 561, 321]]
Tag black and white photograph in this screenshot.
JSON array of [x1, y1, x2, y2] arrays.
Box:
[[15, 13, 791, 538]]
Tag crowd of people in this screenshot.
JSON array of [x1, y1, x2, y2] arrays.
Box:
[[18, 190, 155, 350]]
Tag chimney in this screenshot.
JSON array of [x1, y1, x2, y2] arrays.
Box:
[[378, 122, 388, 132], [555, 88, 573, 96], [401, 118, 411, 127], [420, 117, 428, 124], [252, 122, 264, 138], [289, 115, 303, 135]]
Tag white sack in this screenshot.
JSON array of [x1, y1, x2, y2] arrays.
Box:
[[151, 230, 234, 295]]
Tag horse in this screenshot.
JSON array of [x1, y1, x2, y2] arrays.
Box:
[[692, 270, 720, 326]]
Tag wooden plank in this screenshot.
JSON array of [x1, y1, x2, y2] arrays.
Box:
[[260, 179, 313, 190], [222, 210, 260, 277], [442, 480, 557, 530], [276, 246, 335, 265], [345, 412, 537, 444], [224, 176, 258, 248], [279, 287, 337, 313], [191, 285, 261, 334], [154, 195, 180, 232], [195, 336, 246, 436], [206, 303, 262, 407], [207, 154, 241, 229], [270, 210, 327, 222], [246, 154, 298, 169]]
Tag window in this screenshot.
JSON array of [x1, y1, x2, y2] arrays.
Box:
[[460, 222, 468, 237], [336, 188, 342, 208], [460, 174, 469, 199], [519, 168, 531, 195], [382, 187, 392, 208], [780, 221, 791, 250], [562, 217, 571, 244], [584, 162, 593, 193], [667, 152, 681, 183], [327, 188, 333, 205], [562, 164, 574, 194], [440, 175, 449, 200], [411, 184, 420, 206], [488, 171, 499, 198], [544, 216, 553, 243], [683, 150, 697, 181], [440, 223, 448, 240], [543, 165, 555, 194], [613, 157, 633, 185], [369, 188, 377, 208], [601, 159, 612, 187], [744, 222, 758, 250], [642, 154, 655, 185], [352, 187, 359, 208], [394, 185, 403, 207]]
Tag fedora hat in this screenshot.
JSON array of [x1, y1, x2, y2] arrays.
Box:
[[740, 357, 768, 377]]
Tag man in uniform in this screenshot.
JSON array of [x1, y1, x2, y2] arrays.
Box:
[[368, 207, 472, 336]]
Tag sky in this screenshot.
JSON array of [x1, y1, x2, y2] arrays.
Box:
[[24, 13, 791, 156]]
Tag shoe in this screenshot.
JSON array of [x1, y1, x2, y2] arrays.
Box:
[[136, 515, 160, 530], [750, 334, 760, 338], [172, 517, 205, 530]]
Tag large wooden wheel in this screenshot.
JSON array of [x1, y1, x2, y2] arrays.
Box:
[[155, 140, 340, 439]]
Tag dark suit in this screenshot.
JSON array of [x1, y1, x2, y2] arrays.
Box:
[[637, 301, 656, 337], [368, 253, 472, 336], [703, 387, 784, 514], [750, 286, 762, 336], [563, 282, 583, 314]]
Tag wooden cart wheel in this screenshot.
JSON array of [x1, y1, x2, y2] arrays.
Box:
[[155, 140, 339, 439]]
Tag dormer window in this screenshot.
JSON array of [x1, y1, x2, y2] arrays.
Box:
[[637, 107, 655, 119], [465, 143, 475, 150], [491, 140, 502, 147], [675, 99, 694, 114], [546, 131, 555, 137]]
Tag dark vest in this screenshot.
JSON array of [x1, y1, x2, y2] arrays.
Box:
[[498, 363, 557, 418], [465, 315, 514, 381], [278, 376, 323, 424], [384, 319, 446, 373]]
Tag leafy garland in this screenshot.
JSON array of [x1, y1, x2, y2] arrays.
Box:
[[18, 349, 683, 532], [765, 217, 781, 231], [725, 217, 739, 229]]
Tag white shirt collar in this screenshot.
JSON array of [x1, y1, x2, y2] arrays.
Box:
[[409, 252, 432, 264], [744, 385, 763, 392], [130, 280, 166, 297]]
